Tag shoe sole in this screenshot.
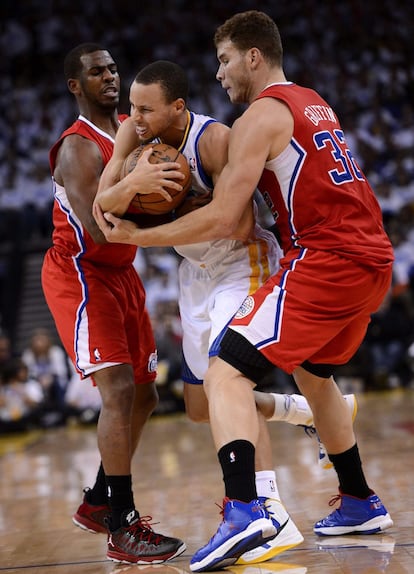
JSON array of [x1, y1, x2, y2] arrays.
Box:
[[236, 519, 304, 564], [107, 541, 187, 564], [314, 513, 394, 536], [72, 515, 107, 534], [190, 518, 276, 572]]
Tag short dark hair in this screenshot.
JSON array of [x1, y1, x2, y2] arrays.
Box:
[[64, 43, 106, 81], [1, 357, 27, 384], [214, 11, 283, 67], [134, 60, 188, 103]]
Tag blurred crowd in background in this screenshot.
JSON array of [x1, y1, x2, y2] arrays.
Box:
[[1, 1, 414, 432]]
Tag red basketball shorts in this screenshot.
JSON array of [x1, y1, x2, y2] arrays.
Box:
[[228, 248, 393, 374], [42, 248, 157, 384]]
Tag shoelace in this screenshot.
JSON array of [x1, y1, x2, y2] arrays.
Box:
[[261, 499, 275, 518], [301, 424, 317, 438], [215, 497, 230, 518], [300, 425, 333, 469], [128, 515, 164, 544], [215, 497, 270, 518]]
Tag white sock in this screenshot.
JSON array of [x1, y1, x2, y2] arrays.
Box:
[[269, 393, 313, 425], [255, 470, 280, 500], [269, 393, 356, 426]]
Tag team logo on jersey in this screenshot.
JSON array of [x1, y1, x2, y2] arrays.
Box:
[[148, 351, 158, 373], [234, 296, 255, 319]]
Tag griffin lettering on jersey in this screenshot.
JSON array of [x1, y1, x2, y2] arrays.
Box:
[[304, 105, 337, 126]]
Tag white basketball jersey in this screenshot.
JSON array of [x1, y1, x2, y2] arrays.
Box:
[[175, 111, 249, 266], [176, 112, 282, 382]]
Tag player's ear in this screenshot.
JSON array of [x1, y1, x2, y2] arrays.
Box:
[[174, 98, 186, 113], [67, 78, 81, 96], [249, 47, 261, 69]]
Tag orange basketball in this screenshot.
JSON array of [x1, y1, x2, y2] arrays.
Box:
[[121, 142, 192, 215]]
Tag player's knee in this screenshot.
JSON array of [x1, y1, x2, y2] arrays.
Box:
[[184, 397, 209, 423], [186, 408, 209, 423], [135, 382, 159, 415], [218, 330, 274, 384], [95, 365, 136, 414]]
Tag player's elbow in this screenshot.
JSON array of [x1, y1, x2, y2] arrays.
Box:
[[212, 213, 239, 239]]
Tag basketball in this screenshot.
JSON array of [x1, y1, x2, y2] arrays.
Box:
[[121, 142, 192, 215]]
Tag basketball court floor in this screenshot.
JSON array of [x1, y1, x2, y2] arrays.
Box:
[[1, 389, 413, 573]]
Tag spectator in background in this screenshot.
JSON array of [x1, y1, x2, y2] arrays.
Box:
[[0, 333, 13, 379], [151, 300, 185, 415], [0, 357, 43, 433], [65, 361, 102, 425], [363, 289, 414, 389], [21, 327, 70, 427]]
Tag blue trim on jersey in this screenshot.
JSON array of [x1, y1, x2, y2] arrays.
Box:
[[181, 355, 203, 385], [55, 186, 89, 377], [256, 247, 307, 350], [209, 317, 233, 357], [182, 318, 233, 384], [288, 138, 306, 248], [191, 113, 215, 189]]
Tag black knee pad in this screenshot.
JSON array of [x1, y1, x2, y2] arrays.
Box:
[[219, 329, 275, 385]]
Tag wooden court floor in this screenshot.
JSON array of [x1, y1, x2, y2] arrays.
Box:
[[0, 389, 413, 573]]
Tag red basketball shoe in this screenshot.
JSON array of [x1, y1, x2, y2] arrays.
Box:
[[72, 488, 109, 534], [107, 509, 186, 564]]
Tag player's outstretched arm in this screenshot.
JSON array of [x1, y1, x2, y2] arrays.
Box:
[[95, 101, 278, 248]]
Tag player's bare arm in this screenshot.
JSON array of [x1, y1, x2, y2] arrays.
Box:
[[94, 117, 185, 217], [199, 120, 259, 241], [95, 118, 140, 216], [258, 96, 294, 160], [55, 134, 107, 243], [95, 98, 291, 247]]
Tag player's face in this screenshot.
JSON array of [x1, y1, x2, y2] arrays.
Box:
[[129, 82, 178, 143], [79, 51, 120, 108], [216, 40, 251, 104]]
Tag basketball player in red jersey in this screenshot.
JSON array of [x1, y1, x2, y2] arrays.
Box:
[[41, 43, 185, 565], [95, 12, 395, 572]]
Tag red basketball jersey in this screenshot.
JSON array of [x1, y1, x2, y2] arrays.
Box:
[[49, 114, 136, 266], [256, 83, 394, 269], [43, 115, 156, 381]]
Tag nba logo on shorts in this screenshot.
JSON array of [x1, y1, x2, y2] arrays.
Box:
[[234, 295, 255, 319]]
